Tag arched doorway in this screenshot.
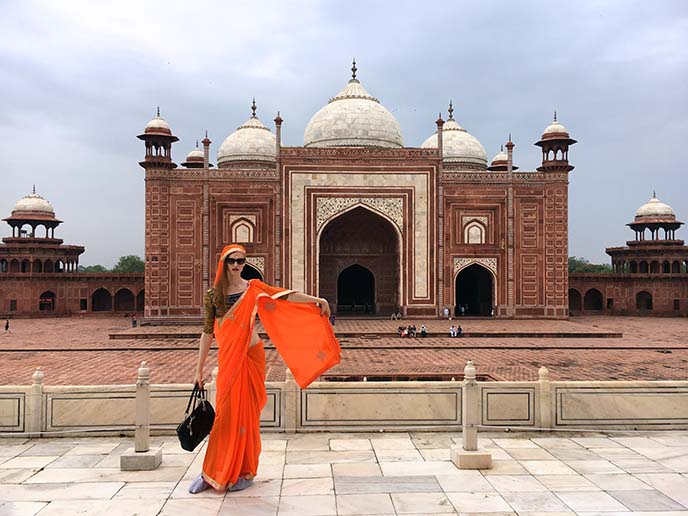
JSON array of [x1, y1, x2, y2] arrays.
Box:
[[337, 264, 375, 313], [636, 291, 653, 311], [136, 290, 145, 311], [114, 288, 135, 311], [455, 264, 493, 316], [39, 291, 55, 312], [241, 264, 263, 281], [319, 206, 399, 314], [568, 288, 582, 313], [583, 288, 603, 311], [92, 288, 112, 312]]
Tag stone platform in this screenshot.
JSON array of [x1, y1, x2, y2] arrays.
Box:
[[1, 315, 687, 385], [1, 431, 688, 515]]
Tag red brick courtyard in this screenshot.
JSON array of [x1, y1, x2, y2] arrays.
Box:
[[0, 315, 686, 385]]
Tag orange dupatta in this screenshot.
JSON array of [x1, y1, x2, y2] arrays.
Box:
[[202, 278, 341, 489]]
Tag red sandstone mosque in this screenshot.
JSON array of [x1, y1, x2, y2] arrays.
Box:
[[139, 62, 574, 320]]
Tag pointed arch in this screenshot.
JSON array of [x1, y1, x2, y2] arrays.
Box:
[[318, 205, 401, 315], [583, 288, 603, 311], [454, 262, 496, 316]]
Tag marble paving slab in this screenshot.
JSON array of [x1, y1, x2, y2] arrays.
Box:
[[334, 475, 441, 494]]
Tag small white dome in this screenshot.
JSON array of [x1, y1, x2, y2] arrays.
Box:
[[186, 147, 204, 161], [421, 118, 487, 167], [635, 196, 675, 218], [491, 148, 508, 164], [543, 120, 568, 135], [304, 79, 403, 148], [13, 193, 54, 215], [146, 116, 169, 131], [144, 111, 173, 135], [217, 116, 276, 164]]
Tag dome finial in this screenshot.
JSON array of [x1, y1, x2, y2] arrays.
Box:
[[500, 144, 504, 152], [251, 98, 257, 118], [448, 100, 454, 120], [156, 106, 160, 117], [653, 189, 656, 199], [508, 132, 512, 142], [196, 140, 199, 148], [351, 58, 357, 81], [553, 110, 557, 122], [32, 184, 36, 195]]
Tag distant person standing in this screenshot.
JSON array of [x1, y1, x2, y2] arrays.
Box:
[[4, 319, 8, 332], [131, 315, 137, 328]]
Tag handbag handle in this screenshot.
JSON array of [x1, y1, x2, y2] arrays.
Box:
[[184, 383, 204, 416]]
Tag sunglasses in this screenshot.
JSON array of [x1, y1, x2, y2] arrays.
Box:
[[225, 257, 246, 265]]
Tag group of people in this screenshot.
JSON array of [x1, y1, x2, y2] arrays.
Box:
[[449, 325, 463, 337], [397, 324, 428, 338]]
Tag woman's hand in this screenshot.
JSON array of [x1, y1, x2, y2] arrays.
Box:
[[317, 298, 331, 318], [193, 370, 205, 389]]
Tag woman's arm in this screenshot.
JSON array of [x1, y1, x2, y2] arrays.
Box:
[[286, 292, 331, 317], [193, 332, 213, 387]]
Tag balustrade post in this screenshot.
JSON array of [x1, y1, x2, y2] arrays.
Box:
[[26, 367, 44, 437], [538, 366, 553, 430], [284, 368, 299, 433], [450, 360, 492, 469], [121, 361, 162, 470]]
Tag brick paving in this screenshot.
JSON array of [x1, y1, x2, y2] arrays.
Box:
[[1, 432, 688, 515], [1, 316, 687, 385]]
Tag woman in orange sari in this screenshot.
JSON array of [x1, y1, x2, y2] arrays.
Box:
[[189, 244, 341, 493]]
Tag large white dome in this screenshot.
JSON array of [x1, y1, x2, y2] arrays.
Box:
[[304, 78, 403, 148], [217, 116, 276, 165], [635, 196, 675, 218], [421, 118, 487, 168]]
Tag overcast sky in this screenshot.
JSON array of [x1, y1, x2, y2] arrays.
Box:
[[1, 0, 686, 267]]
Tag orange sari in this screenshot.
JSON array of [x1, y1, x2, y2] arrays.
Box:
[[202, 279, 340, 490]]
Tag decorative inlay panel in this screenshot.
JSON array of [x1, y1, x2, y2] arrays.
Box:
[[229, 215, 257, 225], [316, 197, 403, 232], [462, 216, 488, 227], [246, 256, 265, 275], [454, 257, 497, 277]]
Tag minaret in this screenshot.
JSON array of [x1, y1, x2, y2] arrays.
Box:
[[202, 130, 212, 169], [535, 111, 576, 172], [137, 108, 179, 170], [435, 110, 445, 316]]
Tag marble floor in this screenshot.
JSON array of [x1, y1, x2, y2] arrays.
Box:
[[1, 431, 688, 515]]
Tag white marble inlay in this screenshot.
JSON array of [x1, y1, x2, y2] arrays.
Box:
[[289, 171, 431, 298]]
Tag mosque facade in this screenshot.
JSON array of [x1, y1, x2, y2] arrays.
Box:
[[139, 64, 575, 319], [569, 196, 688, 316], [0, 190, 144, 316]]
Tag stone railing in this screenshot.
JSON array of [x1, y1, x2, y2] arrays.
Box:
[[1, 365, 687, 437]]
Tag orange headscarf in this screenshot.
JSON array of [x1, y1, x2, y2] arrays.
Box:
[[214, 244, 247, 286]]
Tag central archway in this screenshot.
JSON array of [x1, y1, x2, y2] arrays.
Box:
[[337, 264, 375, 313], [455, 264, 493, 316], [318, 206, 400, 315]]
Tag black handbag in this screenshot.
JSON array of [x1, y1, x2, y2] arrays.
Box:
[[176, 383, 215, 452]]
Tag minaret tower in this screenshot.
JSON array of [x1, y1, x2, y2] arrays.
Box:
[[535, 111, 576, 172], [137, 108, 178, 170]]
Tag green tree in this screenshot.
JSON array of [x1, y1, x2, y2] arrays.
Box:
[[78, 264, 109, 273], [568, 256, 612, 274], [111, 255, 145, 273]]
